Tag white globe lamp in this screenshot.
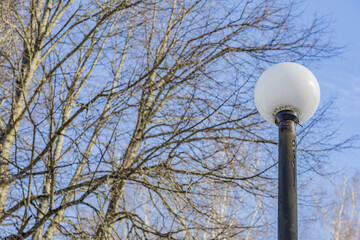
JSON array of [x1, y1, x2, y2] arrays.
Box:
[[254, 62, 320, 125]]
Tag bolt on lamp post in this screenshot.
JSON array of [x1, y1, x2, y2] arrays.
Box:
[[254, 62, 320, 240]]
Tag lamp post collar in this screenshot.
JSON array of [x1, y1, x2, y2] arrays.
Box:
[[275, 110, 299, 126]]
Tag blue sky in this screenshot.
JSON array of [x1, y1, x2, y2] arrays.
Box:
[[305, 0, 360, 173]]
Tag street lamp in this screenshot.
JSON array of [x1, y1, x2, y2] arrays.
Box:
[[254, 62, 320, 240]]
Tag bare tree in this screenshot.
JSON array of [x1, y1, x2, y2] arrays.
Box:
[[310, 174, 360, 240], [0, 0, 349, 239]]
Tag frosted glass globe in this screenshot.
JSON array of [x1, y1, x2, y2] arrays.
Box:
[[254, 62, 320, 125]]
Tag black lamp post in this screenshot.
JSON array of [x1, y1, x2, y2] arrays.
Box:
[[276, 110, 298, 239], [254, 62, 320, 240]]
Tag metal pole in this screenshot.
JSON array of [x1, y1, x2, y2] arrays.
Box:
[[275, 110, 298, 240]]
